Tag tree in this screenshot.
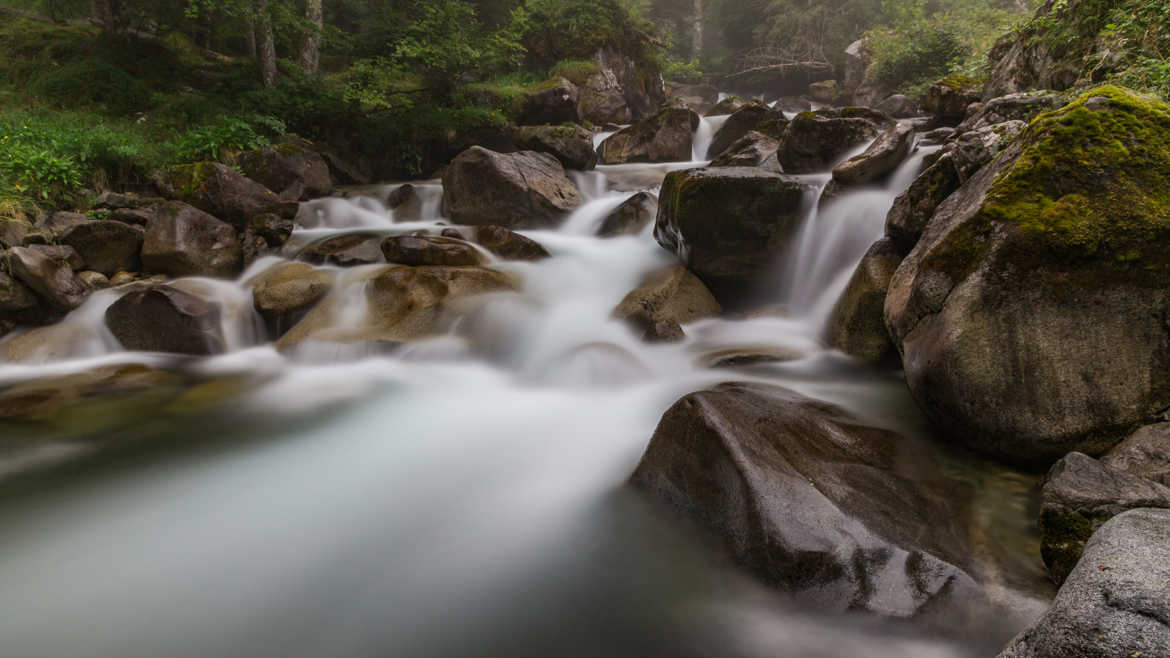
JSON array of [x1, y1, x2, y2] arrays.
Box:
[[298, 0, 323, 76], [254, 0, 277, 86]]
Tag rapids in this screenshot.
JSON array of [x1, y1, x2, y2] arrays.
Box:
[[0, 120, 1050, 657]]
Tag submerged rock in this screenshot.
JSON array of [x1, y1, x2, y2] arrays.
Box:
[[631, 383, 978, 617], [826, 238, 902, 363], [442, 147, 582, 228], [832, 121, 916, 185], [141, 202, 243, 278], [597, 192, 657, 237], [105, 285, 226, 355], [512, 125, 597, 171], [597, 106, 699, 164], [612, 265, 721, 343]]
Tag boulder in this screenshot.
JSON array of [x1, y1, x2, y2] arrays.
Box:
[[246, 212, 294, 249], [58, 220, 144, 276], [612, 265, 721, 342], [875, 94, 918, 118], [808, 79, 839, 103], [631, 382, 978, 617], [885, 87, 1170, 465], [105, 285, 225, 355], [33, 211, 87, 242], [298, 232, 384, 267], [442, 147, 582, 228], [778, 112, 881, 173], [578, 46, 667, 125], [518, 77, 580, 126], [706, 102, 789, 160], [831, 121, 916, 185], [597, 192, 657, 237], [381, 236, 486, 267], [249, 261, 333, 319], [826, 238, 902, 363], [6, 245, 89, 311], [1038, 452, 1170, 585], [708, 131, 782, 171], [951, 121, 1027, 180], [706, 96, 745, 116], [655, 167, 810, 301], [0, 219, 33, 249], [0, 271, 38, 313], [92, 191, 165, 211], [512, 125, 597, 171], [237, 139, 333, 201], [77, 271, 109, 289], [884, 152, 961, 253], [1103, 424, 1170, 487], [153, 162, 294, 229], [141, 202, 243, 278], [473, 225, 550, 261], [387, 184, 423, 222], [597, 106, 700, 164], [670, 83, 719, 115], [956, 92, 1061, 136], [998, 508, 1170, 658], [921, 76, 983, 122], [773, 96, 813, 113]]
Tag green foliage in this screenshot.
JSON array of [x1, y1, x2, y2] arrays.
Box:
[[26, 59, 152, 115], [867, 26, 966, 97], [549, 59, 601, 85], [522, 0, 662, 69], [661, 58, 704, 84], [170, 114, 287, 162]]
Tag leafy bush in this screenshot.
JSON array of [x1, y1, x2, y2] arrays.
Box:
[[867, 26, 967, 96], [170, 114, 287, 163], [549, 59, 600, 84], [662, 58, 704, 84]]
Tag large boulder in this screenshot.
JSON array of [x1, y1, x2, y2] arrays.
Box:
[[517, 77, 580, 125], [442, 147, 582, 228], [999, 508, 1170, 658], [597, 106, 699, 164], [1103, 423, 1170, 487], [512, 125, 597, 171], [153, 162, 295, 229], [826, 238, 902, 363], [921, 76, 983, 123], [597, 192, 657, 237], [6, 245, 90, 311], [708, 131, 782, 171], [0, 218, 33, 249], [705, 102, 789, 160], [381, 236, 486, 267], [831, 121, 916, 185], [885, 87, 1170, 465], [58, 220, 144, 276], [884, 152, 962, 253], [1038, 452, 1170, 584], [655, 167, 810, 301], [105, 285, 225, 355], [631, 383, 978, 617], [141, 202, 243, 278], [249, 262, 334, 320], [577, 47, 667, 125], [612, 265, 721, 342], [237, 139, 334, 201], [778, 111, 881, 173]]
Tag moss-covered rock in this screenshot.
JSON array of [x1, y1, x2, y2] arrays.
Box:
[[237, 138, 333, 202], [517, 77, 580, 126], [248, 261, 334, 320], [706, 95, 745, 117], [512, 124, 597, 170], [921, 76, 983, 121], [153, 162, 294, 229], [886, 86, 1170, 465]]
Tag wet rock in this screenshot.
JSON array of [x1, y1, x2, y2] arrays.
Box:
[[598, 106, 700, 164], [699, 346, 805, 369], [920, 127, 955, 145], [105, 285, 225, 355], [249, 261, 333, 318], [1038, 452, 1170, 585], [1103, 424, 1170, 487], [921, 76, 983, 123], [321, 151, 370, 186], [706, 102, 789, 160], [58, 220, 144, 276], [386, 184, 423, 222], [108, 271, 137, 287], [708, 131, 782, 171], [153, 162, 295, 229], [613, 265, 721, 343], [808, 79, 839, 103], [7, 245, 90, 311], [706, 96, 745, 116], [778, 112, 882, 173], [875, 94, 918, 118], [631, 382, 978, 617], [381, 235, 486, 267], [826, 238, 902, 363], [473, 225, 549, 261], [950, 121, 1026, 179], [108, 207, 156, 226], [246, 212, 293, 248], [442, 147, 581, 228], [597, 192, 657, 237], [832, 121, 916, 185], [298, 232, 384, 267], [513, 124, 597, 171], [0, 364, 182, 425], [655, 167, 810, 302], [238, 138, 333, 201], [141, 202, 242, 278], [885, 152, 961, 253], [956, 92, 1061, 136], [999, 508, 1170, 658], [76, 271, 110, 289], [518, 77, 580, 125]]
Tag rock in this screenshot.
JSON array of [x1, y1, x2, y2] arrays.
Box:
[[832, 121, 916, 185], [778, 111, 881, 173], [109, 207, 156, 226], [655, 167, 810, 302], [387, 184, 423, 221], [321, 151, 370, 186], [613, 265, 721, 342], [105, 285, 225, 355], [518, 77, 580, 125], [0, 364, 182, 426], [381, 236, 486, 267], [6, 245, 90, 311], [36, 211, 88, 241], [772, 96, 813, 113], [249, 261, 333, 318], [826, 238, 902, 363], [670, 82, 719, 115], [921, 76, 983, 122], [246, 212, 293, 248], [473, 225, 549, 261], [58, 220, 144, 276], [808, 79, 839, 103], [76, 271, 110, 289], [141, 202, 243, 278], [0, 219, 33, 249], [1038, 452, 1170, 585], [631, 382, 978, 617], [706, 96, 745, 116], [875, 94, 918, 118], [598, 106, 700, 164], [442, 147, 582, 228], [1103, 424, 1170, 487], [93, 191, 165, 211], [153, 162, 294, 229], [885, 87, 1170, 465], [920, 127, 955, 145], [512, 124, 597, 171], [577, 46, 667, 125], [706, 102, 789, 160], [0, 271, 38, 312], [108, 272, 136, 287], [298, 232, 384, 267], [951, 121, 1026, 179], [708, 131, 782, 171], [998, 508, 1170, 658], [956, 92, 1061, 136], [884, 152, 961, 253], [597, 192, 657, 237], [237, 138, 333, 201]]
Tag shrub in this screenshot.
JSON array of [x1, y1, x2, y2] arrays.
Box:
[[550, 59, 600, 85], [867, 26, 967, 96], [26, 59, 151, 115], [170, 114, 287, 163]]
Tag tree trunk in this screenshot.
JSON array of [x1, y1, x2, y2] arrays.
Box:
[[245, 13, 258, 59], [691, 0, 703, 61], [255, 0, 277, 88], [297, 0, 323, 77]]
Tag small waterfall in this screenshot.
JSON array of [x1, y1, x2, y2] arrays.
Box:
[[691, 114, 729, 161]]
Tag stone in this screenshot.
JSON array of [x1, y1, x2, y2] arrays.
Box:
[[613, 265, 721, 342], [597, 106, 700, 164], [956, 92, 1061, 136], [832, 121, 916, 185], [998, 508, 1170, 658], [0, 271, 38, 312], [826, 238, 902, 363], [597, 192, 657, 237], [670, 82, 720, 115], [141, 202, 243, 278], [0, 219, 33, 249], [706, 96, 745, 116], [58, 219, 144, 276], [1103, 424, 1170, 487], [950, 121, 1026, 180], [875, 94, 918, 118], [105, 285, 226, 355], [246, 213, 294, 248], [631, 382, 978, 617], [442, 147, 582, 228], [237, 138, 333, 201], [885, 152, 961, 253], [76, 271, 110, 289], [709, 131, 783, 171], [706, 102, 789, 160], [6, 245, 90, 311], [512, 124, 597, 171], [921, 76, 983, 122], [387, 184, 423, 222], [473, 225, 549, 261], [778, 111, 881, 173], [518, 77, 580, 126], [92, 191, 165, 211], [808, 79, 839, 103], [381, 235, 486, 267], [298, 232, 384, 267], [577, 46, 667, 125], [249, 261, 333, 318], [153, 162, 294, 229]]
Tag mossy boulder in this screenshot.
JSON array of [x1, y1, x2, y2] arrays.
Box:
[[825, 238, 902, 364], [512, 124, 597, 170], [153, 162, 295, 229], [886, 86, 1170, 465], [654, 167, 812, 303], [442, 147, 582, 228], [705, 101, 788, 160], [778, 112, 881, 173], [921, 76, 983, 122], [517, 77, 580, 126], [808, 79, 839, 103], [597, 106, 699, 164]]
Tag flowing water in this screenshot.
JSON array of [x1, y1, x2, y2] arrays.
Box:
[[0, 121, 1051, 657]]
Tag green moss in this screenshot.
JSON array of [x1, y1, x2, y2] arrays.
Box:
[[163, 162, 216, 198], [549, 60, 600, 86], [936, 74, 983, 91]]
